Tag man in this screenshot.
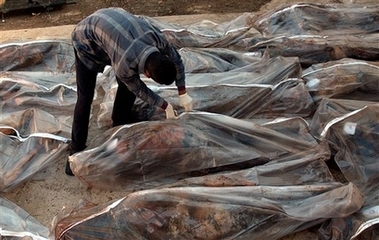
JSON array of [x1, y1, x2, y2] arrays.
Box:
[[66, 8, 193, 175]]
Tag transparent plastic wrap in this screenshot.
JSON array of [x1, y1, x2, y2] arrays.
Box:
[[309, 98, 377, 140], [302, 59, 379, 103], [246, 33, 379, 67], [96, 49, 301, 91], [0, 77, 77, 116], [141, 13, 262, 50], [0, 75, 78, 138], [98, 79, 314, 126], [0, 127, 68, 192], [0, 108, 72, 138], [166, 119, 333, 186], [71, 112, 329, 191], [173, 79, 313, 119], [0, 197, 50, 240], [179, 47, 262, 73], [0, 40, 75, 72], [0, 71, 77, 134], [317, 104, 379, 239], [320, 104, 379, 193], [54, 182, 363, 240], [182, 54, 302, 86], [0, 71, 76, 88], [254, 3, 379, 36]]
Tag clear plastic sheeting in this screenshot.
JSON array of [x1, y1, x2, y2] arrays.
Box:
[[168, 155, 334, 188], [0, 40, 75, 72], [0, 77, 77, 138], [0, 197, 50, 240], [320, 104, 379, 193], [97, 79, 314, 126], [245, 33, 379, 67], [317, 104, 379, 239], [302, 59, 379, 103], [0, 41, 78, 137], [0, 108, 72, 137], [141, 13, 263, 50], [254, 3, 379, 36], [0, 126, 68, 192], [70, 113, 330, 191], [182, 55, 302, 85], [309, 98, 377, 140], [185, 53, 302, 84], [179, 47, 262, 73], [0, 78, 77, 116], [54, 182, 363, 240]]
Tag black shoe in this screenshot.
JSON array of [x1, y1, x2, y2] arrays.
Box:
[[66, 144, 86, 176], [65, 160, 75, 176]]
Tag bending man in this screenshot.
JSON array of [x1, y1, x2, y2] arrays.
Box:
[[67, 8, 193, 175]]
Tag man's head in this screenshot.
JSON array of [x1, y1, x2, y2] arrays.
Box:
[[145, 52, 176, 85]]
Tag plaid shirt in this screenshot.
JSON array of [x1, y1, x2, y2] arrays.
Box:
[[71, 8, 185, 109]]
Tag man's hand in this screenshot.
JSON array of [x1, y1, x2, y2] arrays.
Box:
[[179, 93, 193, 111], [165, 104, 178, 119]]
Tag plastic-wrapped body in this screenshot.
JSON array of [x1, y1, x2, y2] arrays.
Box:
[[70, 113, 330, 191], [254, 3, 379, 36], [54, 182, 363, 240], [0, 40, 75, 72], [317, 104, 379, 239], [0, 126, 68, 192], [302, 59, 379, 103], [141, 13, 262, 50]]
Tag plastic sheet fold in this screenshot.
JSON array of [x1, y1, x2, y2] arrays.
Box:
[[0, 126, 68, 192], [0, 197, 50, 240], [0, 40, 75, 72], [245, 33, 379, 67], [254, 3, 379, 36], [142, 13, 262, 50]]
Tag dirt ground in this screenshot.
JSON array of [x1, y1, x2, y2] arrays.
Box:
[[0, 0, 271, 31]]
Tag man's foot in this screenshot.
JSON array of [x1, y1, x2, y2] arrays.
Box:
[[65, 160, 75, 176], [66, 143, 87, 176]]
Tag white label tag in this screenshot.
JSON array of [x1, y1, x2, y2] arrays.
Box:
[[343, 122, 357, 135]]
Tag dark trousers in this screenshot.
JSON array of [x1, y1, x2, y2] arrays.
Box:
[[70, 51, 136, 153]]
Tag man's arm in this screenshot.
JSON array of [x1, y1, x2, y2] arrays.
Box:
[[123, 75, 178, 119], [123, 74, 168, 109]]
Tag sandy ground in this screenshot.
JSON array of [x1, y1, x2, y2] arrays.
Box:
[[1, 0, 377, 239]]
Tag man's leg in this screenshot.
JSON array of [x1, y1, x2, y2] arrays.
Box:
[[66, 51, 97, 175], [111, 77, 136, 127]]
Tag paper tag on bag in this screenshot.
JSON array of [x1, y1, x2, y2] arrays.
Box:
[[343, 122, 357, 135]]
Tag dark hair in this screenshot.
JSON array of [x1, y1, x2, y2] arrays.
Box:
[[145, 52, 177, 85]]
